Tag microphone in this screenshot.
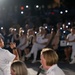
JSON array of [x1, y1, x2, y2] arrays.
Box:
[[37, 65, 43, 75]]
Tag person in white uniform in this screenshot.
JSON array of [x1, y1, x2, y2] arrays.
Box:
[[40, 48, 65, 75], [26, 27, 48, 63], [66, 27, 75, 64], [0, 38, 15, 75]]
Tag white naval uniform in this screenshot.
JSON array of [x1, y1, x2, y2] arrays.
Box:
[[0, 48, 15, 75], [30, 34, 48, 61], [66, 33, 75, 59]]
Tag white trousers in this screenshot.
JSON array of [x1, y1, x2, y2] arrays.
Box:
[[71, 44, 75, 60], [30, 43, 45, 60]]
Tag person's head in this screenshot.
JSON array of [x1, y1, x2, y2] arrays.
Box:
[[27, 28, 35, 36], [39, 26, 44, 32], [0, 38, 4, 48], [9, 27, 14, 34], [51, 28, 56, 34], [40, 48, 58, 70], [11, 60, 28, 75], [57, 23, 61, 29], [25, 24, 30, 29], [62, 24, 66, 30], [71, 27, 75, 34], [39, 26, 46, 34]]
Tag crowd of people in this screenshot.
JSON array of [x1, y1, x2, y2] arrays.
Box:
[[0, 22, 75, 75]]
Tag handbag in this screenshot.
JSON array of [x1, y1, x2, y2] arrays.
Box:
[[60, 40, 67, 47]]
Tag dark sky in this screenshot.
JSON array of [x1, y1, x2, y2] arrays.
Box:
[[63, 0, 75, 8], [19, 0, 75, 8], [2, 0, 74, 8]]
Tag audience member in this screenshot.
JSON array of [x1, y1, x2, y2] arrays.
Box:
[[9, 42, 19, 60], [26, 27, 49, 63], [11, 60, 28, 75], [11, 28, 20, 47], [0, 38, 15, 75], [24, 28, 35, 56], [17, 28, 28, 60], [45, 28, 60, 50], [66, 27, 75, 64], [40, 48, 65, 75]]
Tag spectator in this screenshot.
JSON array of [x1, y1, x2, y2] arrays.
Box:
[[45, 28, 60, 50], [66, 27, 75, 64], [26, 27, 49, 63], [24, 28, 35, 56], [9, 42, 19, 60], [0, 27, 8, 46], [24, 23, 30, 33], [17, 28, 28, 60], [40, 48, 65, 75], [11, 60, 28, 75], [11, 28, 20, 47], [0, 38, 15, 75]]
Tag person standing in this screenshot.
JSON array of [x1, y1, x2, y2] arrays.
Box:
[[40, 48, 65, 75], [66, 27, 75, 64], [0, 38, 15, 75]]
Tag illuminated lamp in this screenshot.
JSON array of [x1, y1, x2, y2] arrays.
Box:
[[26, 5, 29, 8], [21, 6, 24, 10], [36, 5, 39, 8], [21, 11, 24, 14]]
